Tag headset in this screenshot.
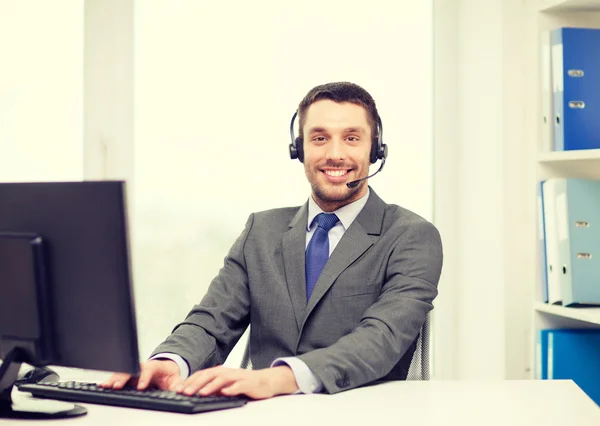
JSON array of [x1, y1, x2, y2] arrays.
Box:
[[288, 110, 388, 164]]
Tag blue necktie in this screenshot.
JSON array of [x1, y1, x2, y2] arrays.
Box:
[[305, 213, 339, 301]]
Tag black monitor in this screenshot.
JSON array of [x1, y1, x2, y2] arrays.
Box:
[[0, 181, 140, 419]]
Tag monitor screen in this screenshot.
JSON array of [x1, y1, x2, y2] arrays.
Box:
[[0, 233, 53, 364], [0, 181, 140, 374]]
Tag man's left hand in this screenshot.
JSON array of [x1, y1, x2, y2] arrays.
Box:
[[174, 366, 299, 400]]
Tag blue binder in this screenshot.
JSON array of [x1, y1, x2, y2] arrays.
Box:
[[538, 329, 600, 406], [538, 181, 549, 303], [540, 31, 554, 153], [551, 28, 600, 151], [554, 178, 600, 306], [536, 329, 549, 379]]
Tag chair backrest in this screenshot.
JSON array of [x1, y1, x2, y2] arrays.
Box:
[[239, 336, 252, 370], [406, 313, 431, 380], [240, 313, 431, 380]]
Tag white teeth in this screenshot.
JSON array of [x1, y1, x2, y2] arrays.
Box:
[[325, 170, 347, 177]]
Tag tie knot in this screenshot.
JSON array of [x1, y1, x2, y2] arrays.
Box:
[[315, 213, 339, 232]]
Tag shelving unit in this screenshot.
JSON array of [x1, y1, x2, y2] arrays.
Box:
[[538, 149, 600, 163], [538, 149, 600, 179], [535, 302, 600, 328], [530, 0, 600, 377], [540, 0, 600, 12]]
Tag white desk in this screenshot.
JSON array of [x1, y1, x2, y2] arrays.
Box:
[[10, 374, 600, 426]]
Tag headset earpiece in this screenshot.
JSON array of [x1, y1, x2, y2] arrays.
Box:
[[294, 137, 304, 163], [369, 139, 378, 164], [289, 111, 303, 162], [370, 118, 387, 164], [289, 141, 299, 160]]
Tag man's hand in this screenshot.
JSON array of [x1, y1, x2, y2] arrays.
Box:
[[99, 359, 183, 391], [174, 366, 299, 400]]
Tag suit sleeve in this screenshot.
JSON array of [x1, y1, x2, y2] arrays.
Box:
[[297, 220, 443, 393], [150, 214, 254, 373]]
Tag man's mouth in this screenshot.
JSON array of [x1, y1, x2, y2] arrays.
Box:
[[321, 168, 352, 182], [323, 169, 350, 177]]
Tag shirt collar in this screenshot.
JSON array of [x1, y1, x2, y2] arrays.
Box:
[[307, 188, 370, 232]]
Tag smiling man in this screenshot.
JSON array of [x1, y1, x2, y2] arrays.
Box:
[[301, 98, 371, 211], [101, 82, 443, 399]]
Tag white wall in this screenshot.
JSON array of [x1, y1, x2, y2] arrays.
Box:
[[1, 0, 437, 373], [0, 0, 540, 381], [432, 0, 459, 380], [433, 0, 533, 379], [84, 0, 134, 184], [132, 0, 434, 362], [0, 0, 83, 182]]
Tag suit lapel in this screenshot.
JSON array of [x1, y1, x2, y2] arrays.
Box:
[[282, 203, 308, 331], [302, 188, 387, 326]]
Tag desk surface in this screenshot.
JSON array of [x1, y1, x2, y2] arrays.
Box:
[[10, 371, 600, 426]]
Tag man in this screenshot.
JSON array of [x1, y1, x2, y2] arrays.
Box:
[[101, 82, 443, 399]]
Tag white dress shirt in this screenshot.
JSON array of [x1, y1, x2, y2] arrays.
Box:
[[153, 188, 370, 394]]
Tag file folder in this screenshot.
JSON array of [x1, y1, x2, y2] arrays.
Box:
[[542, 179, 562, 305], [554, 178, 600, 306], [551, 27, 600, 151], [538, 329, 600, 406], [536, 329, 549, 380], [540, 31, 553, 153], [537, 181, 549, 303]]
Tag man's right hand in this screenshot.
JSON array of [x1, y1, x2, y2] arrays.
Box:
[[99, 359, 183, 391]]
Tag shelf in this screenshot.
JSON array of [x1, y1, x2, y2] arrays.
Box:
[[535, 302, 600, 325], [540, 0, 600, 12], [538, 148, 600, 162], [538, 149, 600, 179]]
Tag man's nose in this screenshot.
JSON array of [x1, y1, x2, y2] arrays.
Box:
[[325, 138, 346, 160]]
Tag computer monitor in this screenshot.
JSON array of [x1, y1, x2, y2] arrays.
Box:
[[0, 181, 140, 419]]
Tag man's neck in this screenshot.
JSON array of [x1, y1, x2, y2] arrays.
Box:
[[311, 186, 369, 212]]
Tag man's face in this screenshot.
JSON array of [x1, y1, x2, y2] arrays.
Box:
[[302, 100, 372, 212]]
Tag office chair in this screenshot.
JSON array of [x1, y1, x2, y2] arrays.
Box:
[[406, 313, 431, 380], [239, 336, 252, 370], [239, 313, 431, 381]]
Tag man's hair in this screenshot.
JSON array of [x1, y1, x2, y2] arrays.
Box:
[[297, 82, 380, 142]]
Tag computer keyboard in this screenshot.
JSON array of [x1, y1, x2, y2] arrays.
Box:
[[17, 381, 249, 414]]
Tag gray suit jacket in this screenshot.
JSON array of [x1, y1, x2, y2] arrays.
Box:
[[151, 188, 443, 393]]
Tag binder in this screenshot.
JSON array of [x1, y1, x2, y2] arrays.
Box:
[[551, 27, 600, 151], [539, 329, 600, 406], [540, 31, 553, 153], [542, 179, 562, 305], [537, 181, 549, 303], [554, 178, 600, 306], [536, 329, 549, 380]]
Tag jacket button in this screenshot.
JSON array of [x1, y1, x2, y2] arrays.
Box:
[[336, 378, 348, 388]]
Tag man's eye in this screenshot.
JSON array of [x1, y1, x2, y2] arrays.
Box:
[[314, 137, 327, 142], [347, 137, 359, 142]]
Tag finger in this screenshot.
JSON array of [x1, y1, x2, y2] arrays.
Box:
[[98, 375, 117, 388], [166, 376, 184, 392], [113, 375, 136, 390], [222, 380, 270, 400], [136, 367, 154, 390], [180, 372, 218, 395], [220, 381, 244, 396], [102, 373, 130, 386], [99, 373, 131, 389], [183, 370, 237, 396], [197, 375, 233, 396]]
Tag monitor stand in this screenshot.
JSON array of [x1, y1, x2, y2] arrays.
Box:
[[0, 347, 87, 419]]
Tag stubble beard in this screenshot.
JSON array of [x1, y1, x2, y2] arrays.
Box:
[[309, 171, 364, 206]]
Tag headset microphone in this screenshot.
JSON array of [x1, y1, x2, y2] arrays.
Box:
[[346, 158, 386, 189]]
